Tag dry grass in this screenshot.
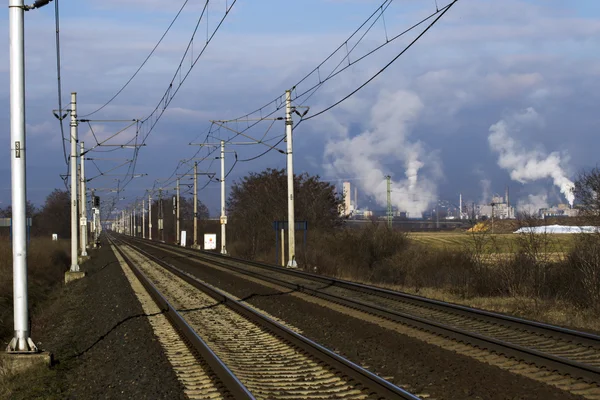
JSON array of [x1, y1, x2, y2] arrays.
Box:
[[337, 276, 600, 334], [0, 238, 70, 342], [238, 226, 600, 333], [409, 231, 574, 254]]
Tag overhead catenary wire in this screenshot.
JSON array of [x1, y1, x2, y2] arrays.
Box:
[[117, 0, 458, 211], [122, 0, 238, 191], [179, 0, 458, 188], [299, 0, 458, 124], [80, 0, 192, 118]]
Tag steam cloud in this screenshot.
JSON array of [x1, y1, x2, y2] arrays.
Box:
[[324, 90, 438, 217], [517, 192, 549, 214], [488, 108, 574, 206]]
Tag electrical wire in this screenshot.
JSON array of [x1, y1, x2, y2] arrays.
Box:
[[299, 0, 457, 123], [123, 0, 237, 191], [80, 0, 191, 118]]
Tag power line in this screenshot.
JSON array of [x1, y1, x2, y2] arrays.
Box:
[[122, 0, 238, 192], [300, 0, 458, 123], [80, 0, 191, 118]]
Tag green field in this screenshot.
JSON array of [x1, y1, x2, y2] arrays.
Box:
[[409, 232, 575, 254]]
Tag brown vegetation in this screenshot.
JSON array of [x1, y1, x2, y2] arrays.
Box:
[[224, 169, 600, 330], [0, 238, 70, 341]]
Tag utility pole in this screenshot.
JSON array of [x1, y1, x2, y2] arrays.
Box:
[[386, 176, 392, 229], [193, 162, 198, 248], [79, 142, 88, 256], [142, 199, 146, 239], [148, 194, 152, 240], [133, 203, 137, 237], [70, 93, 79, 271], [158, 189, 164, 242], [176, 178, 180, 244], [121, 210, 125, 234], [220, 140, 227, 254], [7, 0, 35, 352], [285, 90, 297, 268]]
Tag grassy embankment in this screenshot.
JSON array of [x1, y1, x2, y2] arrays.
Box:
[[0, 237, 70, 342], [0, 237, 69, 400]]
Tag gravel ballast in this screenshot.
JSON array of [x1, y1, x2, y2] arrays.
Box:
[[136, 241, 586, 400], [4, 238, 186, 399]]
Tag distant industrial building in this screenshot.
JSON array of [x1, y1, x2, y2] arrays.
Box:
[[477, 188, 515, 220], [539, 204, 579, 218]]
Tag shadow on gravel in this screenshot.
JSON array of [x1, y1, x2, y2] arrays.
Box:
[[85, 260, 120, 277], [63, 310, 167, 362]]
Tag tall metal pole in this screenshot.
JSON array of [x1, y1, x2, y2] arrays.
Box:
[[285, 90, 297, 268], [220, 140, 227, 254], [386, 176, 392, 229], [176, 178, 180, 244], [79, 142, 88, 256], [142, 199, 146, 239], [194, 162, 198, 248], [69, 93, 79, 271], [133, 203, 137, 237], [148, 194, 152, 240], [158, 189, 164, 242], [91, 189, 96, 245], [7, 0, 36, 352]]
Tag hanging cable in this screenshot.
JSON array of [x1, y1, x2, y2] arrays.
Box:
[[81, 0, 192, 118]]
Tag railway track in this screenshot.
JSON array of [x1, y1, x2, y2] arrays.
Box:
[[125, 235, 600, 387], [108, 234, 419, 400]]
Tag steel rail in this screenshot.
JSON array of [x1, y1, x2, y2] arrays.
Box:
[[127, 235, 600, 384], [116, 235, 420, 400], [107, 234, 255, 400]]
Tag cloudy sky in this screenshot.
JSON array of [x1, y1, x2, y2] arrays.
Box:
[[0, 0, 599, 217]]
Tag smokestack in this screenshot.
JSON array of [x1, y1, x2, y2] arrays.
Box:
[[459, 193, 462, 220], [505, 185, 509, 207], [355, 186, 358, 209]]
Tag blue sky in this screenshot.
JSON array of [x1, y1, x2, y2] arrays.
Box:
[[1, 0, 600, 217]]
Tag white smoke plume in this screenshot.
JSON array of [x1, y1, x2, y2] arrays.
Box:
[[480, 178, 491, 204], [488, 108, 575, 206], [517, 192, 549, 215], [323, 90, 439, 217]]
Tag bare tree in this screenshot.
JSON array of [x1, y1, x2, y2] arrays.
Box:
[[227, 169, 343, 258], [574, 166, 600, 221]]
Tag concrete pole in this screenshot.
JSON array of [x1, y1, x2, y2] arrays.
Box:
[[7, 0, 36, 352], [148, 194, 152, 240], [194, 162, 198, 248], [121, 210, 124, 234], [159, 189, 164, 242], [70, 93, 79, 271], [80, 142, 88, 256], [142, 199, 146, 239], [285, 90, 297, 268], [133, 203, 137, 237], [280, 229, 285, 267], [220, 140, 227, 254], [176, 178, 180, 244]]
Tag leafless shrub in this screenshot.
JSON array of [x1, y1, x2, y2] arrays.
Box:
[[566, 233, 600, 311]]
